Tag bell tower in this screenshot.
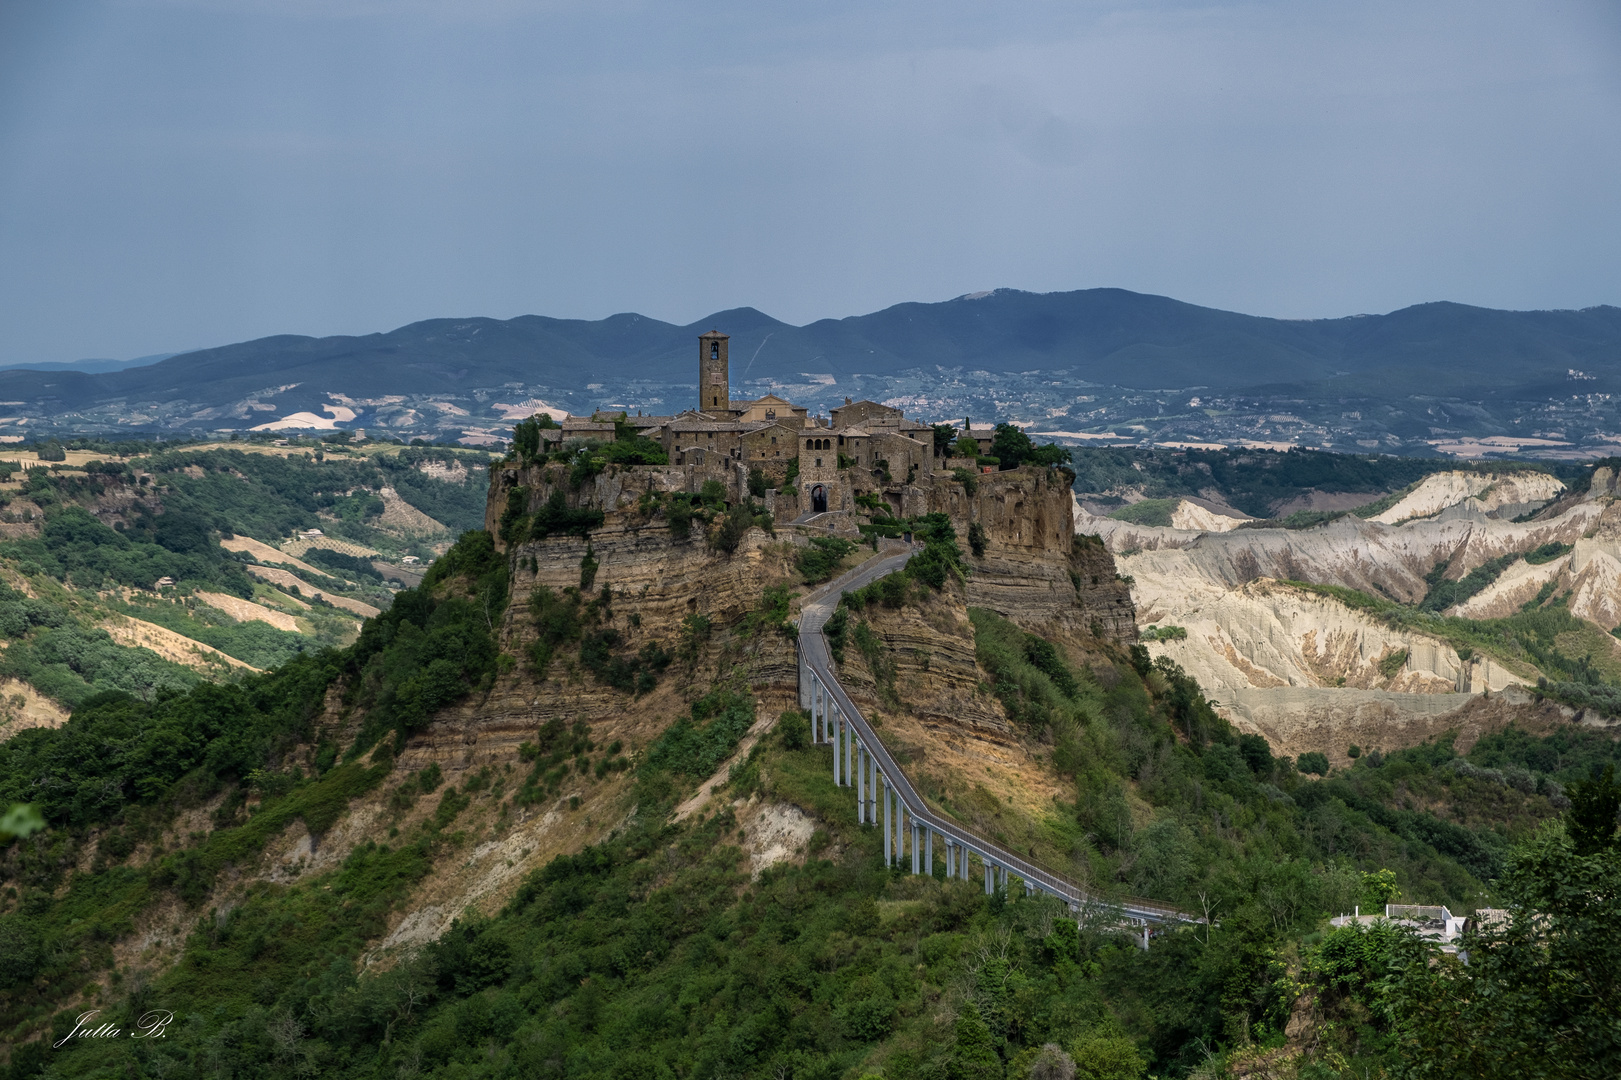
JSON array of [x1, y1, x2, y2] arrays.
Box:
[[699, 330, 729, 413]]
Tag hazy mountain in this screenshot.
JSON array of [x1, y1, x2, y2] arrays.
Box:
[[2, 288, 1618, 435], [0, 352, 178, 375]]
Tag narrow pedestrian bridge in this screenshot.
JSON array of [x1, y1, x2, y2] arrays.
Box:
[[797, 547, 1199, 941]]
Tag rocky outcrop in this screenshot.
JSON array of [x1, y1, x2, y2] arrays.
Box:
[[1136, 577, 1526, 697], [923, 467, 1137, 642], [834, 583, 1011, 741], [489, 458, 1137, 644], [1170, 499, 1251, 532], [1087, 501, 1601, 604], [1370, 470, 1564, 525], [1086, 466, 1621, 760]]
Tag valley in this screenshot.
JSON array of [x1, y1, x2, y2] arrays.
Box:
[[0, 401, 1615, 1080]]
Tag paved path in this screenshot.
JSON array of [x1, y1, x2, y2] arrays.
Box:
[[797, 551, 1198, 928]]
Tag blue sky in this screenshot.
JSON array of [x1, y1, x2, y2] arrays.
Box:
[[0, 0, 1617, 365]]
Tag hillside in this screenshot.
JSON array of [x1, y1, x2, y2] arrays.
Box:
[[1071, 445, 1583, 521], [3, 290, 1620, 449], [0, 436, 491, 715], [1, 434, 1615, 1078], [1084, 460, 1621, 767]]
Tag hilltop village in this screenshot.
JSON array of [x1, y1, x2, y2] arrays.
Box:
[[532, 329, 1006, 529]]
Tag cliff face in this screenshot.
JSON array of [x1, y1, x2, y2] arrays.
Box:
[[485, 461, 705, 536], [926, 467, 1136, 642], [486, 458, 1139, 644], [181, 461, 1138, 966]]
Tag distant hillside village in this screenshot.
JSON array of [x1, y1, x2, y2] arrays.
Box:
[[525, 329, 1067, 530]]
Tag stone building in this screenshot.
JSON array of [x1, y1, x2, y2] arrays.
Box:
[[698, 330, 730, 412], [607, 330, 992, 525]]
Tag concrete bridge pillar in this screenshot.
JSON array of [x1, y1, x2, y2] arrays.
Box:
[[984, 861, 993, 895], [960, 844, 969, 880], [865, 748, 876, 824], [831, 709, 841, 786], [812, 676, 822, 743], [944, 839, 955, 878], [845, 715, 855, 788], [855, 739, 865, 823], [927, 828, 935, 876], [882, 773, 892, 862], [911, 822, 921, 875], [890, 785, 901, 867]]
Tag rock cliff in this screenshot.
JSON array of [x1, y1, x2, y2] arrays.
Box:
[[1084, 467, 1621, 759], [250, 458, 1141, 956]]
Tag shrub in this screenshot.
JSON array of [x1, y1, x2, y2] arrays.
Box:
[[658, 497, 693, 543], [797, 536, 857, 584], [641, 690, 755, 778], [968, 521, 987, 557], [1297, 751, 1330, 776]]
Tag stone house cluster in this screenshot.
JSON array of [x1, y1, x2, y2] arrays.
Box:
[[552, 329, 989, 526]]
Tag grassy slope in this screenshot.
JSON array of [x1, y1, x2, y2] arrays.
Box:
[[0, 440, 491, 709]]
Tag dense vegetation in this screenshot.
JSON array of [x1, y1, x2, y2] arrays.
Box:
[[0, 440, 494, 707], [0, 529, 513, 1052], [0, 578, 209, 707], [7, 587, 1612, 1078]]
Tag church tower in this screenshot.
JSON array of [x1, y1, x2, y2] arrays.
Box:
[[699, 330, 729, 413]]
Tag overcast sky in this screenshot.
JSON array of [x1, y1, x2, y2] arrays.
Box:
[[0, 0, 1617, 365]]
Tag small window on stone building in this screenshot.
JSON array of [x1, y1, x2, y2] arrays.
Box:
[[710, 341, 719, 360], [816, 458, 822, 467]]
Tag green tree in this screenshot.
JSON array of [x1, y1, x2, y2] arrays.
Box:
[[991, 423, 1033, 469], [1028, 443, 1072, 468], [933, 423, 958, 456], [948, 1006, 1002, 1080], [1070, 1035, 1147, 1080], [1567, 762, 1621, 856], [1361, 868, 1399, 907], [0, 802, 45, 840], [709, 501, 755, 555], [512, 417, 541, 462], [1391, 824, 1621, 1079]]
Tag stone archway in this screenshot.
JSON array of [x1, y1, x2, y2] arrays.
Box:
[[811, 484, 828, 513]]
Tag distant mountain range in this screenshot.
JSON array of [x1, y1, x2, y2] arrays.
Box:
[[2, 289, 1618, 443], [0, 353, 178, 375]]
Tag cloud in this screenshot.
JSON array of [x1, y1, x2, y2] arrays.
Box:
[[0, 0, 1615, 364]]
